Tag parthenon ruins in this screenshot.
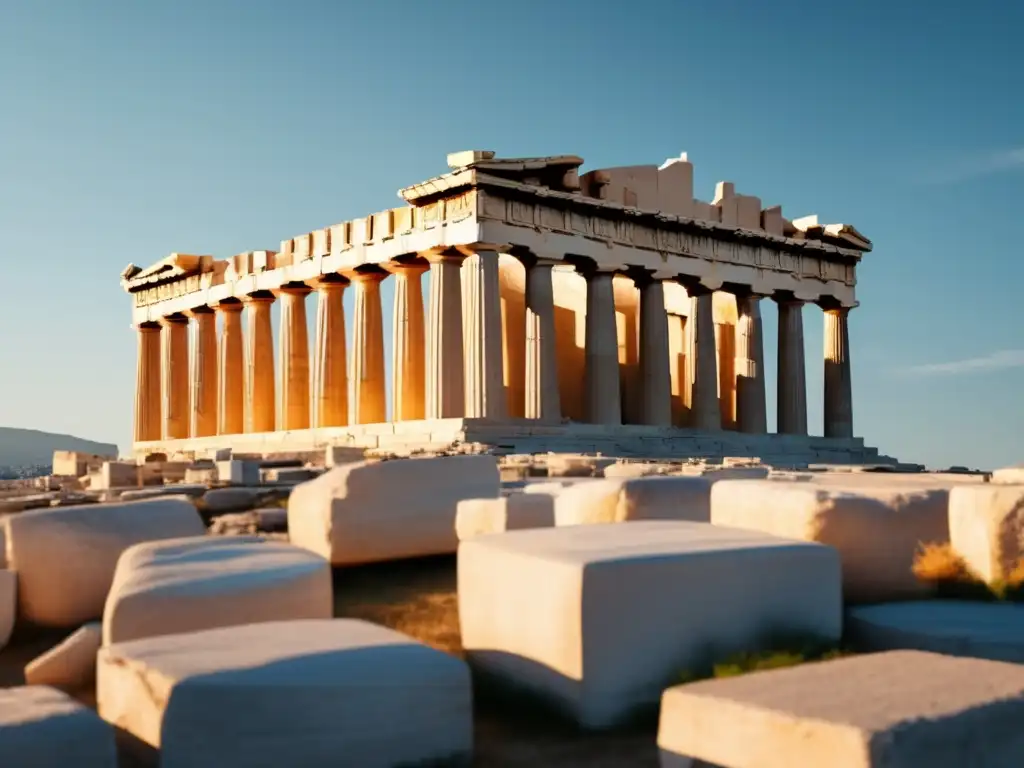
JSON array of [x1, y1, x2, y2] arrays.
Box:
[[121, 150, 885, 465]]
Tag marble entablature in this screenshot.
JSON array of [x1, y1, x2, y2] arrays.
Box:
[[122, 150, 870, 320]]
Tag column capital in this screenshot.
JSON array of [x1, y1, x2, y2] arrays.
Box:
[[346, 267, 388, 284], [383, 259, 430, 277], [244, 291, 276, 306], [213, 299, 245, 314], [184, 305, 216, 318], [454, 242, 511, 258], [772, 291, 806, 307], [278, 281, 313, 297], [573, 261, 619, 279], [422, 248, 468, 265], [508, 246, 564, 270], [312, 273, 350, 291], [818, 296, 859, 312], [136, 321, 162, 333], [158, 313, 189, 326]]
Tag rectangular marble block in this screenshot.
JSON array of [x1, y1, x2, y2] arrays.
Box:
[[949, 484, 1024, 583], [216, 460, 260, 485], [658, 650, 1024, 768], [710, 479, 949, 603], [458, 521, 841, 729], [97, 619, 473, 768], [554, 476, 713, 527]]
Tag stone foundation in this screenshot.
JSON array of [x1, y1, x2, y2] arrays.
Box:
[[133, 418, 887, 467]]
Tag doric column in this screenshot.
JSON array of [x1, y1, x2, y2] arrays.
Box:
[[580, 266, 621, 425], [776, 295, 808, 435], [635, 273, 672, 426], [278, 283, 312, 431], [187, 307, 218, 438], [244, 293, 276, 434], [686, 290, 721, 431], [133, 322, 162, 443], [425, 251, 466, 419], [462, 249, 507, 419], [735, 294, 767, 433], [522, 256, 561, 421], [159, 314, 190, 440], [312, 276, 348, 428], [215, 301, 245, 435], [348, 269, 387, 425], [389, 263, 427, 421], [823, 305, 854, 438]]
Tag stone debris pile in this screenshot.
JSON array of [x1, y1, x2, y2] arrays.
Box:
[[0, 449, 1022, 765]]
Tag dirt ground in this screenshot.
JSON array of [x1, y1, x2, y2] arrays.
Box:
[[0, 555, 659, 767]]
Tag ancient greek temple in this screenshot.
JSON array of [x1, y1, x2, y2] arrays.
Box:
[[122, 150, 882, 464]]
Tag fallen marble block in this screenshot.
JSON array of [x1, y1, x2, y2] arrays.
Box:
[[201, 486, 263, 514], [710, 479, 949, 603], [948, 484, 1024, 583], [990, 464, 1024, 484], [0, 570, 14, 651], [119, 484, 207, 501], [459, 520, 841, 728], [602, 462, 678, 479], [847, 600, 1024, 663], [0, 685, 117, 766], [5, 497, 206, 627], [554, 476, 712, 527], [97, 619, 473, 768], [103, 535, 332, 645], [25, 622, 102, 691], [289, 455, 500, 565], [455, 494, 555, 541], [657, 650, 1024, 767]]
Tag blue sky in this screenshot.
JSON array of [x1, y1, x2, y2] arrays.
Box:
[[1, 1, 1021, 470]]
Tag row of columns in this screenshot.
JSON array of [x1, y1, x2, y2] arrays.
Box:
[[133, 251, 854, 443]]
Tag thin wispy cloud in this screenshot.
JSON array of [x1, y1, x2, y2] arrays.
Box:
[[920, 147, 1024, 185], [900, 350, 1024, 377]]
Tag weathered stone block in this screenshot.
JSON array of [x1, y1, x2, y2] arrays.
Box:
[[949, 484, 1024, 583], [455, 494, 555, 541], [554, 476, 713, 527], [97, 619, 473, 768], [5, 497, 205, 627], [98, 461, 138, 490], [103, 536, 332, 645], [658, 651, 1024, 767], [0, 570, 14, 651], [289, 455, 499, 565], [459, 521, 841, 728], [711, 479, 948, 602], [25, 622, 102, 691], [0, 686, 117, 766], [216, 459, 260, 485], [847, 600, 1024, 664], [201, 486, 262, 514]]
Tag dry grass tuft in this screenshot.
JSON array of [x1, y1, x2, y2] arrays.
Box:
[[913, 542, 975, 584]]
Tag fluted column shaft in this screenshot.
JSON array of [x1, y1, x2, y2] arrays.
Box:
[[312, 278, 348, 428], [776, 297, 808, 435], [636, 276, 672, 426], [390, 264, 427, 421], [188, 307, 218, 438], [582, 269, 621, 425], [160, 314, 190, 440], [463, 250, 507, 419], [349, 271, 387, 424], [523, 259, 561, 421], [245, 294, 276, 433], [134, 323, 162, 443], [278, 284, 312, 430], [735, 295, 767, 433], [215, 302, 245, 435], [426, 252, 466, 419], [689, 292, 721, 430], [824, 306, 854, 438]]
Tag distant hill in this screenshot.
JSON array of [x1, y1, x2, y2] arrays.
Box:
[[0, 427, 118, 469]]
